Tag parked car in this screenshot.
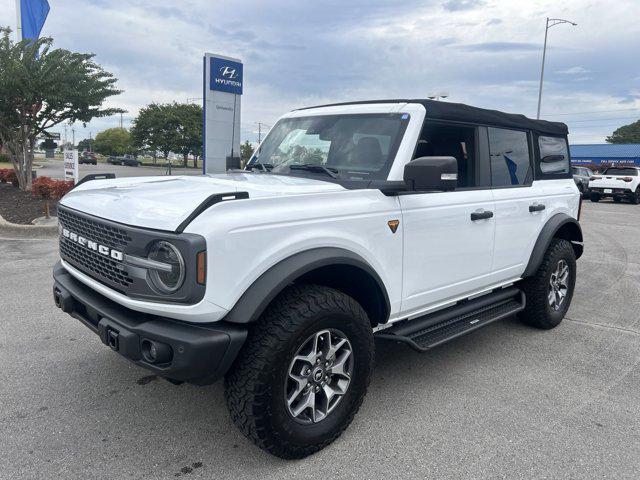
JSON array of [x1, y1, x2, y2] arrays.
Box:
[[79, 151, 97, 165], [589, 166, 640, 203], [571, 166, 593, 197], [107, 154, 140, 167], [52, 99, 582, 459]]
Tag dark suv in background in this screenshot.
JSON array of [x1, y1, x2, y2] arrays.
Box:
[[571, 166, 593, 197]]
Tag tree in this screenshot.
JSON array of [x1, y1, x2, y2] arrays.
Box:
[[0, 28, 121, 190], [131, 103, 179, 163], [93, 128, 132, 156], [76, 138, 92, 152], [606, 120, 640, 144], [131, 102, 202, 167], [172, 103, 202, 168], [240, 140, 255, 164]]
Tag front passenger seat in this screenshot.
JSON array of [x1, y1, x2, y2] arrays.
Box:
[[351, 137, 383, 168]]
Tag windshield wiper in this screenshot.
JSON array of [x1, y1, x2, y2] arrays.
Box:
[[246, 162, 273, 172], [289, 164, 339, 179]]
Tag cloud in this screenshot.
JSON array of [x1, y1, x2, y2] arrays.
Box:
[[460, 41, 540, 52], [442, 0, 485, 11], [556, 66, 590, 74], [486, 18, 503, 25]]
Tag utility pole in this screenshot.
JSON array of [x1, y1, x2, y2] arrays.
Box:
[[255, 122, 271, 144], [119, 112, 124, 129], [536, 17, 577, 119], [89, 131, 92, 152], [72, 128, 75, 148]]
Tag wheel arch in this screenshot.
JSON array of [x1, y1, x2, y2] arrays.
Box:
[[222, 247, 391, 327], [523, 213, 583, 278]]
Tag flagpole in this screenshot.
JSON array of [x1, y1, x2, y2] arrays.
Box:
[[15, 0, 22, 40]]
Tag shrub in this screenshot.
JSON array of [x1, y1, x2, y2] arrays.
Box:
[[32, 177, 75, 200], [0, 168, 18, 186]]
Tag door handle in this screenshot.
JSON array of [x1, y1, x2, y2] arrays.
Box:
[[470, 210, 494, 221], [529, 204, 546, 213]]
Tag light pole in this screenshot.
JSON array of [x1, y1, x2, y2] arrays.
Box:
[[536, 17, 577, 119]]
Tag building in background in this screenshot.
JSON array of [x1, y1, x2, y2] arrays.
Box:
[[570, 144, 640, 166]]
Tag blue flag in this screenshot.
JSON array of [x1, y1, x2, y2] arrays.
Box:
[[504, 155, 519, 185], [21, 0, 50, 41]]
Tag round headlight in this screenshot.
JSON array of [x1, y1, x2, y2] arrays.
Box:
[[148, 241, 185, 293]]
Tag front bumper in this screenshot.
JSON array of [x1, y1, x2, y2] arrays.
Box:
[[53, 261, 247, 385]]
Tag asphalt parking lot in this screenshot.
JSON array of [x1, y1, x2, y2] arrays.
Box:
[[1, 201, 639, 479]]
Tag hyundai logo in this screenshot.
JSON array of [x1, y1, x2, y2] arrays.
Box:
[[219, 66, 238, 79]]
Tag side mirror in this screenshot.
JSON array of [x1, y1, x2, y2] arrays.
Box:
[[403, 156, 458, 191]]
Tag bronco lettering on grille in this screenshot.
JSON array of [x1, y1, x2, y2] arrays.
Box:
[[61, 227, 124, 261]]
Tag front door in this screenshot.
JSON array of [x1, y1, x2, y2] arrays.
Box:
[[399, 189, 495, 317]]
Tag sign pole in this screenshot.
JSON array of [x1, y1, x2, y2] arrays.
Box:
[[15, 0, 22, 40]]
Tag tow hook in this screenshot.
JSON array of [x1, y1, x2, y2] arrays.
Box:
[[106, 328, 119, 351]]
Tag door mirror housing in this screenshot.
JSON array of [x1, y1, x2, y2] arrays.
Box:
[[403, 156, 458, 191]]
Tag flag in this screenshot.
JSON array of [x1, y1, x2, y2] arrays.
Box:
[[504, 155, 519, 185], [20, 0, 50, 41]]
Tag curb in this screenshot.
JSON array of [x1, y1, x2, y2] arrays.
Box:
[[0, 213, 59, 235]]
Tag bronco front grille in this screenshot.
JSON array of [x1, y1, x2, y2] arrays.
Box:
[[58, 208, 133, 290], [58, 208, 132, 250]]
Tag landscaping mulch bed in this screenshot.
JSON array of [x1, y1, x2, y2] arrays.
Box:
[[0, 182, 58, 225]]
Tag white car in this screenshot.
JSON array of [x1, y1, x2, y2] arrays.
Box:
[[588, 166, 640, 204], [52, 99, 583, 458]]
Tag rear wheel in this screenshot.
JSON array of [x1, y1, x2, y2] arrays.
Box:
[[630, 187, 640, 205], [519, 238, 576, 329], [614, 196, 622, 203], [225, 284, 374, 459], [590, 193, 601, 203]]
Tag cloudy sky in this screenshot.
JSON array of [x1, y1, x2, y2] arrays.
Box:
[[2, 0, 639, 144]]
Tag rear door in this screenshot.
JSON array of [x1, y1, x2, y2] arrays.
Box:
[[489, 127, 547, 282]]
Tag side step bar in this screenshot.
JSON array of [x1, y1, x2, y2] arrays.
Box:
[[375, 287, 526, 352]]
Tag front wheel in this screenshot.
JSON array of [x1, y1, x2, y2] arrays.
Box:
[[590, 193, 601, 202], [630, 187, 640, 205], [224, 285, 374, 459], [519, 238, 577, 329]]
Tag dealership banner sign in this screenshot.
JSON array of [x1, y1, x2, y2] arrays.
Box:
[[210, 57, 243, 95], [63, 149, 78, 183]]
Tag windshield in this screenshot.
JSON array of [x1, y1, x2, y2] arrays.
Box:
[[247, 113, 409, 180], [603, 167, 638, 176]]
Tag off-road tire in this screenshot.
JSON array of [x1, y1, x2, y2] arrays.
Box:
[[224, 284, 374, 459], [519, 238, 576, 329], [590, 193, 601, 203]]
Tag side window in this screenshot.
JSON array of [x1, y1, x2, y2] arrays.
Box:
[[488, 128, 531, 187], [538, 136, 570, 175], [415, 123, 479, 188]]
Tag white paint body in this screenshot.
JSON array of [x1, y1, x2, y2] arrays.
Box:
[[58, 102, 580, 325]]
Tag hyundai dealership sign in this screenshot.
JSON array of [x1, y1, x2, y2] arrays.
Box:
[[203, 53, 243, 174], [210, 57, 243, 95]]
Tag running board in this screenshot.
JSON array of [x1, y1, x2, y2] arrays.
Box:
[[375, 287, 526, 352]]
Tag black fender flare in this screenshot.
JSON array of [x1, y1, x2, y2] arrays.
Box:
[[523, 213, 583, 278], [222, 247, 391, 325]]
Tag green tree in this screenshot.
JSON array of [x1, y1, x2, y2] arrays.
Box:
[[93, 128, 132, 156], [76, 138, 92, 152], [240, 140, 255, 164], [131, 103, 179, 163], [0, 28, 121, 190], [172, 103, 202, 168], [606, 120, 640, 144]]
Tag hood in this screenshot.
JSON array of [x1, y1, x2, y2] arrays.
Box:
[[60, 172, 345, 231]]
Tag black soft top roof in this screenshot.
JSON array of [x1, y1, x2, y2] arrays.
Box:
[[297, 99, 568, 136]]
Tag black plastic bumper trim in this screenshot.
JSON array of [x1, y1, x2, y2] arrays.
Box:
[[53, 261, 247, 385]]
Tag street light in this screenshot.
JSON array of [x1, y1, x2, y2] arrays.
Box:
[[536, 17, 577, 119]]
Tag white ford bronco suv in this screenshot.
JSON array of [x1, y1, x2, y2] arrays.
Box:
[[52, 99, 583, 458]]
